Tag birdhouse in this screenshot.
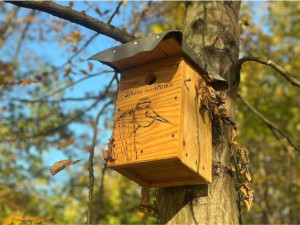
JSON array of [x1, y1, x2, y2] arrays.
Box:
[[89, 30, 228, 188]]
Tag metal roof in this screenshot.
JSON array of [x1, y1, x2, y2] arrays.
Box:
[[88, 30, 229, 91]]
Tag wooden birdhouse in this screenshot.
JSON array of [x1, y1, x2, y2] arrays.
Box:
[[88, 30, 228, 188]]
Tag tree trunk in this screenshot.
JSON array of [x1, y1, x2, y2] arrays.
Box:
[[157, 2, 241, 224]]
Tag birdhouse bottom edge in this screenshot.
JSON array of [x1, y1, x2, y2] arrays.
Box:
[[108, 158, 211, 188]]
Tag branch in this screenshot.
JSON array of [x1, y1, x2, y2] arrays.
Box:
[[237, 56, 300, 88], [12, 96, 100, 103], [56, 33, 98, 70], [0, 73, 117, 143], [57, 1, 123, 71], [0, 6, 19, 37], [107, 1, 123, 24], [237, 93, 300, 153], [5, 1, 135, 43], [14, 9, 36, 59], [96, 163, 107, 222], [87, 100, 113, 224], [131, 1, 152, 35], [39, 71, 113, 100]]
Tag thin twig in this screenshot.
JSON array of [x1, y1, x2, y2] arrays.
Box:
[[14, 9, 36, 59], [57, 33, 98, 71], [0, 6, 19, 37], [237, 56, 300, 88], [87, 101, 113, 224], [12, 96, 100, 103], [36, 71, 113, 101], [5, 1, 135, 43], [57, 1, 123, 71], [131, 1, 151, 35], [107, 1, 123, 24], [0, 74, 117, 143], [237, 93, 300, 153], [96, 163, 107, 221]]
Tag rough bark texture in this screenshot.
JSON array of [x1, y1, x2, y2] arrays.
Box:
[[157, 2, 241, 224]]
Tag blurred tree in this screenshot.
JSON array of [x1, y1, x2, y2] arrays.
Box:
[[0, 1, 299, 224]]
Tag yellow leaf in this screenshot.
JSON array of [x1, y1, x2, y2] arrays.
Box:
[[50, 159, 81, 176], [229, 165, 236, 172], [240, 167, 247, 175], [122, 0, 127, 6], [240, 185, 248, 197], [210, 33, 219, 46], [245, 170, 252, 182], [150, 23, 164, 34], [57, 138, 75, 149], [244, 199, 251, 211], [231, 127, 237, 144], [21, 79, 35, 86], [4, 213, 53, 225]]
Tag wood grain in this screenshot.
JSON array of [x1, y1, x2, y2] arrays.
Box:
[[107, 56, 212, 187], [180, 60, 212, 183]]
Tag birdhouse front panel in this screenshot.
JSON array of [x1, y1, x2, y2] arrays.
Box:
[[109, 57, 183, 167]]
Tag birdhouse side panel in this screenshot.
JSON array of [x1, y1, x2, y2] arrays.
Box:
[[108, 57, 184, 167], [180, 60, 212, 183]]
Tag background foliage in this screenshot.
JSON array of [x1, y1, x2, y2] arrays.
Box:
[[0, 1, 299, 224]]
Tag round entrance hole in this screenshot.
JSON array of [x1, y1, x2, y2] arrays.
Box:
[[145, 74, 157, 85]]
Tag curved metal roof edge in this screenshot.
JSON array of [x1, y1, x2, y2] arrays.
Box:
[[88, 30, 229, 91]]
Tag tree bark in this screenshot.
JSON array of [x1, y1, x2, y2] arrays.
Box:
[[157, 2, 241, 224]]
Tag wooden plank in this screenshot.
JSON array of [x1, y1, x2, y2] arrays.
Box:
[[108, 57, 183, 167], [180, 60, 212, 183], [113, 158, 209, 188]]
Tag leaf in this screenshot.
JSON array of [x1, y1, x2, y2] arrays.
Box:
[[60, 30, 85, 46], [244, 199, 251, 211], [231, 127, 237, 144], [229, 165, 236, 172], [210, 33, 219, 46], [57, 138, 75, 149], [21, 79, 35, 86], [240, 167, 247, 175], [240, 146, 249, 163], [122, 0, 127, 6], [88, 62, 93, 72], [245, 170, 252, 182], [241, 16, 250, 26], [69, 1, 74, 8], [240, 185, 248, 197], [4, 213, 53, 225], [80, 69, 88, 75], [50, 159, 81, 176]]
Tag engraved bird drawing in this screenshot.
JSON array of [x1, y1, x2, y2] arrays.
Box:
[[113, 97, 171, 161], [133, 97, 171, 133]]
